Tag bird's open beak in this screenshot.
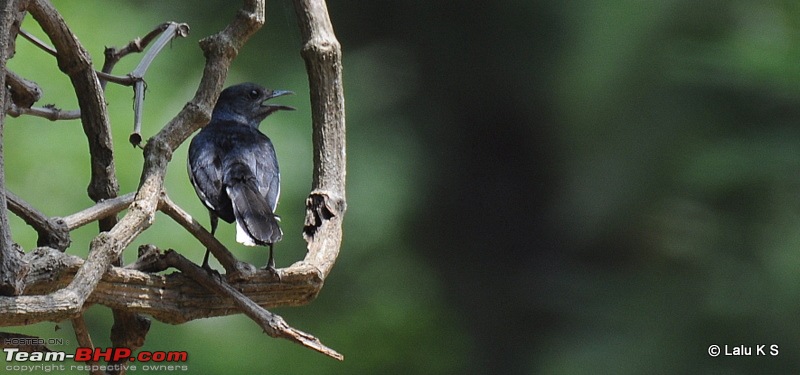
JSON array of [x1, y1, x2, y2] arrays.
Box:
[[261, 90, 295, 113], [269, 90, 294, 99]]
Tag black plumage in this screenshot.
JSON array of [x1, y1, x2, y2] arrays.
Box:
[[188, 82, 293, 271]]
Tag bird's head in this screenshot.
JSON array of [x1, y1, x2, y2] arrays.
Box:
[[211, 83, 295, 126]]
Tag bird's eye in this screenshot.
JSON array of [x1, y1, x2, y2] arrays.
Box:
[[248, 89, 260, 100]]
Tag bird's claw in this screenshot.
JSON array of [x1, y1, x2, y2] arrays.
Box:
[[262, 264, 281, 282]]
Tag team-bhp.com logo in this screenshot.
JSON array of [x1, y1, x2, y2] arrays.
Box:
[[4, 347, 188, 372]]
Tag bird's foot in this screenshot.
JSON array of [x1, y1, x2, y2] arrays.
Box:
[[262, 244, 280, 282], [262, 262, 281, 282], [201, 249, 214, 272]]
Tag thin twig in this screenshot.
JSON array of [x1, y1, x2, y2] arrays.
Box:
[[20, 25, 188, 90], [96, 71, 137, 86], [7, 103, 81, 120], [19, 28, 56, 57]]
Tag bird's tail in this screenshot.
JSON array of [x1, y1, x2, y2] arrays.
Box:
[[226, 182, 282, 246]]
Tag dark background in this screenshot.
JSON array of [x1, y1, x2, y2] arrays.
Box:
[[6, 1, 800, 373]]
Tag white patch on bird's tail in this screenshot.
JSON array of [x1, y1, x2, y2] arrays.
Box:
[[227, 185, 257, 246], [235, 220, 257, 246]]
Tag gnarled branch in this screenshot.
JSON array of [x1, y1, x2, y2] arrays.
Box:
[[0, 0, 266, 328], [293, 0, 346, 279], [0, 0, 30, 296], [0, 0, 346, 361], [16, 246, 323, 324]]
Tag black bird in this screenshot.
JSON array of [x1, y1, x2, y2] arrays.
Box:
[[187, 83, 294, 272]]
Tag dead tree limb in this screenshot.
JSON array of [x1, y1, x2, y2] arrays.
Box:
[[0, 0, 30, 296], [27, 3, 136, 372], [5, 190, 70, 250], [6, 70, 41, 108], [293, 0, 346, 278], [29, 0, 119, 206], [7, 104, 80, 120], [70, 315, 104, 375], [15, 246, 322, 324]]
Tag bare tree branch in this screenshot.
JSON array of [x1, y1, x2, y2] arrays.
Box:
[[8, 247, 322, 325], [162, 249, 342, 360], [70, 315, 104, 375], [26, 4, 136, 371], [0, 0, 347, 360], [126, 22, 190, 147], [6, 70, 41, 108], [61, 192, 134, 230], [7, 103, 80, 120], [109, 308, 151, 372], [18, 27, 55, 56], [0, 0, 269, 325], [5, 190, 70, 250], [101, 22, 189, 85], [29, 0, 119, 204], [103, 23, 176, 73], [293, 0, 346, 279], [158, 192, 254, 277], [0, 0, 30, 296]]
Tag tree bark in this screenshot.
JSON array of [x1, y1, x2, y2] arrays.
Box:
[[0, 0, 29, 296], [294, 0, 346, 280]]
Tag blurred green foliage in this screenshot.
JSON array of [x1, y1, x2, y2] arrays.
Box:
[[6, 0, 800, 374]]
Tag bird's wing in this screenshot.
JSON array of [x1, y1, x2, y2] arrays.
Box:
[[188, 135, 232, 220], [229, 133, 281, 212], [254, 134, 281, 212]]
